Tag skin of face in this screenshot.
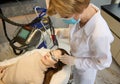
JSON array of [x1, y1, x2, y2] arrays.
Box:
[[41, 50, 62, 68], [61, 13, 81, 21]]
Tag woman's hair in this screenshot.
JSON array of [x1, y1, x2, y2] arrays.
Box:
[[43, 48, 69, 84], [47, 0, 90, 17]]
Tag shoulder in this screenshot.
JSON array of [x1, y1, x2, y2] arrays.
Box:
[[88, 10, 114, 43]]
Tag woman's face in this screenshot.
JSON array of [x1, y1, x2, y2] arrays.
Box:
[[41, 50, 62, 68]]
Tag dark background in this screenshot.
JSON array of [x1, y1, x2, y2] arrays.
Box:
[[0, 0, 26, 4]]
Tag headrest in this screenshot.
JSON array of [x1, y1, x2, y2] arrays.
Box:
[[50, 65, 71, 84]]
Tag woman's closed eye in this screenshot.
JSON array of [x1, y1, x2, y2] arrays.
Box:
[[49, 52, 58, 62]]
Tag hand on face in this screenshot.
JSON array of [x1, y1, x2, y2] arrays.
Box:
[[60, 54, 75, 66]]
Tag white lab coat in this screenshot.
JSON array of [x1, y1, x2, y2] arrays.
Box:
[[59, 4, 114, 84]]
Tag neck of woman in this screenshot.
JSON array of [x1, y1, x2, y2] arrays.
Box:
[[40, 59, 49, 71], [80, 4, 97, 27]]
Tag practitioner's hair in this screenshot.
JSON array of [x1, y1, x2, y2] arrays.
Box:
[[47, 0, 90, 17], [43, 48, 69, 84]]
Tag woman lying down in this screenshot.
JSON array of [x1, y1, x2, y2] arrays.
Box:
[[0, 48, 71, 84]]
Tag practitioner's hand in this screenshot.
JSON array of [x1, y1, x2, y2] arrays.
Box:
[[55, 29, 62, 38], [60, 54, 75, 66], [55, 28, 69, 38]]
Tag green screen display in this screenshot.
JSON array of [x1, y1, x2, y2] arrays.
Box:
[[18, 29, 30, 39]]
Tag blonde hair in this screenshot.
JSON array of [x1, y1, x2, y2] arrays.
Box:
[[47, 0, 90, 17]]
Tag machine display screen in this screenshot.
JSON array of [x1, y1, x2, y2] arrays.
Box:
[[18, 28, 30, 39]]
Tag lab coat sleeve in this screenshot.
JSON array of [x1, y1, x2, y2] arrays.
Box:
[[74, 36, 114, 71]]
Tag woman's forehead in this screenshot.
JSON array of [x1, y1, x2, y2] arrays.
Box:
[[52, 50, 61, 54], [52, 50, 62, 57]]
